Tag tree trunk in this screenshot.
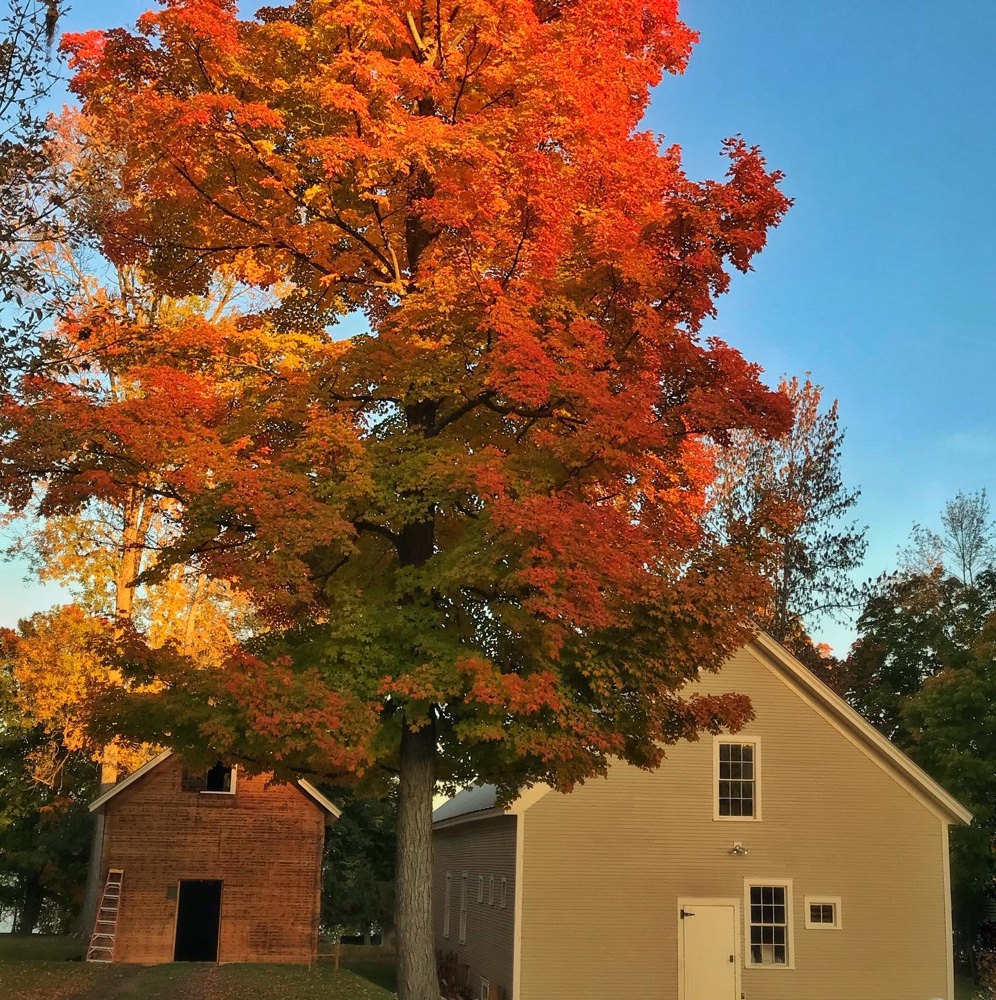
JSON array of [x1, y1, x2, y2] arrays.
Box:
[[394, 717, 438, 1000], [74, 755, 117, 938], [14, 873, 44, 935]]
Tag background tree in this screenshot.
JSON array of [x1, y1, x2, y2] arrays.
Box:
[[902, 616, 996, 960], [40, 2, 793, 996], [321, 790, 396, 943], [902, 490, 995, 586], [0, 630, 93, 935], [844, 568, 996, 744], [840, 496, 996, 961], [711, 375, 866, 661], [0, 0, 65, 382]]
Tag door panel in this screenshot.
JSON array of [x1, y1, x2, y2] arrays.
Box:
[[679, 901, 738, 1000]]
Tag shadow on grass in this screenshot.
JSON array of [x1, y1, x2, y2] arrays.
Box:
[[323, 945, 397, 993], [0, 934, 84, 962]]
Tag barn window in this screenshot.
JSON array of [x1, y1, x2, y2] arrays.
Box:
[[443, 873, 452, 938], [715, 738, 760, 820], [499, 876, 508, 909], [459, 873, 468, 943], [181, 763, 236, 794], [804, 896, 842, 929], [488, 875, 495, 906], [480, 978, 491, 1000], [746, 881, 794, 967], [477, 875, 484, 904]]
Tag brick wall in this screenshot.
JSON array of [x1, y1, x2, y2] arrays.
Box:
[[98, 756, 326, 964]]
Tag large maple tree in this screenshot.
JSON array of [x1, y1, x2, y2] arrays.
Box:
[[10, 0, 792, 992]]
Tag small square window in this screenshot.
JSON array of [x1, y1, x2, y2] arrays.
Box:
[[804, 896, 842, 929]]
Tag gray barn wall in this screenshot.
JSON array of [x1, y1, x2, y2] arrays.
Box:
[[433, 815, 517, 999]]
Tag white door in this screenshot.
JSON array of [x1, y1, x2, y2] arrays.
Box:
[[678, 899, 739, 1000]]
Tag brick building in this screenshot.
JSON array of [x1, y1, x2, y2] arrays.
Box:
[[87, 750, 339, 964]]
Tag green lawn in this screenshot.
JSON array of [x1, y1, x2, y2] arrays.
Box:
[[0, 935, 396, 1000]]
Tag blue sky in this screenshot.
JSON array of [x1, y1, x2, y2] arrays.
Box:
[[3, 0, 994, 653]]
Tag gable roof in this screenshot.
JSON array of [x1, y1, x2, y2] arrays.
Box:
[[748, 631, 971, 825], [433, 784, 500, 824], [88, 750, 342, 819], [433, 632, 972, 829]]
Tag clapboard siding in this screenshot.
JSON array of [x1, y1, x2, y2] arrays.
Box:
[[99, 756, 325, 964], [434, 815, 517, 999], [518, 645, 951, 1000]]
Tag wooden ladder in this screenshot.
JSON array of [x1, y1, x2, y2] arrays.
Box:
[[86, 869, 124, 963]]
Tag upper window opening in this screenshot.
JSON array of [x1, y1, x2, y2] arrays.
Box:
[[182, 762, 235, 794], [715, 739, 758, 819]]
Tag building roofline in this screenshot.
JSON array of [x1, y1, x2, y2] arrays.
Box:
[[88, 749, 173, 813], [88, 750, 342, 818], [748, 631, 972, 826], [432, 632, 973, 830]]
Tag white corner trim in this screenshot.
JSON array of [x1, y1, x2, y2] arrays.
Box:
[[943, 820, 955, 1000], [512, 812, 525, 1000]]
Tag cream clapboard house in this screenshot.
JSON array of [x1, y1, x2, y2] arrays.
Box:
[[432, 632, 971, 1000]]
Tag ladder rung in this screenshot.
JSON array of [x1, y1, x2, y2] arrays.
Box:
[[87, 870, 123, 964]]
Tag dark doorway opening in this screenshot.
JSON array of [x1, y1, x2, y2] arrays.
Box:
[[173, 880, 222, 962]]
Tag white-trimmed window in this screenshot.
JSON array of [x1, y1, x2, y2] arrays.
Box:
[[477, 875, 484, 903], [804, 896, 842, 929], [499, 876, 508, 909], [715, 737, 760, 820], [459, 873, 468, 943], [480, 978, 491, 1000], [745, 880, 793, 967], [488, 875, 495, 906], [182, 762, 236, 795], [443, 873, 451, 939]]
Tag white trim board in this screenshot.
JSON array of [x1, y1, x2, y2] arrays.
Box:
[[88, 750, 341, 818]]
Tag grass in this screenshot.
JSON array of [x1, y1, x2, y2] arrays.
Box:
[[0, 935, 397, 1000]]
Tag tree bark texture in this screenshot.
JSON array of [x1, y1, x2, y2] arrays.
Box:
[[74, 757, 116, 938], [14, 873, 43, 935], [394, 717, 438, 1000]]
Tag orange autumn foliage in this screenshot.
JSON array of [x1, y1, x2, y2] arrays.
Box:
[[2, 3, 798, 993], [8, 0, 797, 782]]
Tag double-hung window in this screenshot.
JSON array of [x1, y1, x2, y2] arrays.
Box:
[[715, 738, 759, 819], [745, 881, 793, 967], [459, 873, 468, 943], [443, 873, 452, 939]]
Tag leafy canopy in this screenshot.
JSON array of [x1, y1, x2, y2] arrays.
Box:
[[22, 0, 798, 796]]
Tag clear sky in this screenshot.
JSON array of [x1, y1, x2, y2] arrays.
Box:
[[2, 0, 994, 653]]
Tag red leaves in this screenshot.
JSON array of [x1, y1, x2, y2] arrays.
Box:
[[19, 0, 799, 792]]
